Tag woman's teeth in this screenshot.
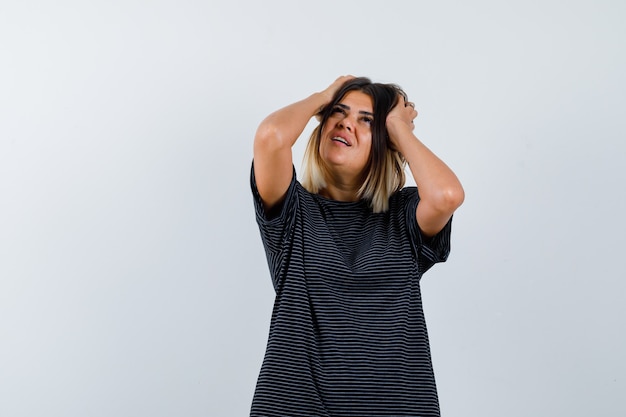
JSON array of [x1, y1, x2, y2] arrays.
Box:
[[332, 137, 349, 146]]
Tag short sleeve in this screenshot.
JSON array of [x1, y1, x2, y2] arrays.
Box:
[[250, 161, 299, 288], [402, 187, 453, 275]]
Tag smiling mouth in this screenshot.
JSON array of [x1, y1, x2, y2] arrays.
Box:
[[331, 136, 350, 146]]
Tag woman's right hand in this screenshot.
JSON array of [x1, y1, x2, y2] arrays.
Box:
[[320, 75, 355, 105], [315, 75, 355, 121]]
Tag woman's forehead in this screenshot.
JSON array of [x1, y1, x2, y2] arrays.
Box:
[[338, 90, 373, 110]]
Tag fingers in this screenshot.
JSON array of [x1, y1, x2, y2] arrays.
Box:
[[331, 75, 355, 90], [404, 97, 418, 117], [334, 75, 355, 92], [386, 93, 418, 133], [321, 75, 355, 105], [400, 98, 418, 118], [405, 101, 418, 122], [388, 95, 417, 130]]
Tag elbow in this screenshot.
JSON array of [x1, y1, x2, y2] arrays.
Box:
[[254, 123, 278, 150], [435, 184, 465, 214], [254, 120, 289, 153]]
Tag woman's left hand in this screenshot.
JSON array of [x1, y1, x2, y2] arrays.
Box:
[[386, 96, 418, 148]]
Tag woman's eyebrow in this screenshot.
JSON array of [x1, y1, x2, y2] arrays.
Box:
[[336, 103, 373, 117]]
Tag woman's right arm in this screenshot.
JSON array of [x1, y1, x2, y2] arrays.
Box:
[[253, 76, 353, 211]]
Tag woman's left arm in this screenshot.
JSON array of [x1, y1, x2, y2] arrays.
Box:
[[386, 98, 465, 238]]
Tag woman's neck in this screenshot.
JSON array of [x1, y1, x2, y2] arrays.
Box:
[[319, 176, 362, 202]]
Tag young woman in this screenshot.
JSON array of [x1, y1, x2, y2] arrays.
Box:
[[250, 76, 464, 416]]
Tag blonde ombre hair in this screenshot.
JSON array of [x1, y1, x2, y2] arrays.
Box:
[[302, 77, 408, 213]]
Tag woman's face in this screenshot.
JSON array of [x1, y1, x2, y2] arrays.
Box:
[[319, 90, 374, 179]]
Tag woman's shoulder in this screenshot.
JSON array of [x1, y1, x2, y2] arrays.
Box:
[[390, 186, 418, 203], [381, 186, 419, 219]]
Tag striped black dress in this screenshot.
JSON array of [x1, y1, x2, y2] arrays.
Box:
[[250, 165, 452, 417]]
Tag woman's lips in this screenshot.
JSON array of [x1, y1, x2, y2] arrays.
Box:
[[331, 136, 351, 146]]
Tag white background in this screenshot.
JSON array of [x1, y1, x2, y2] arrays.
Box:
[[1, 1, 625, 416]]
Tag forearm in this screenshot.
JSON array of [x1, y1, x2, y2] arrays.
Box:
[[389, 123, 464, 212], [255, 92, 327, 150]]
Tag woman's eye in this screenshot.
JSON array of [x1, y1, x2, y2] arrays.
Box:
[[362, 117, 373, 124], [331, 107, 345, 114]]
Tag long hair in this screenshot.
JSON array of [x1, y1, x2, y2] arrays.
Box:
[[302, 77, 408, 213]]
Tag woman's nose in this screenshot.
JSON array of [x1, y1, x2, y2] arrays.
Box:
[[338, 117, 353, 132]]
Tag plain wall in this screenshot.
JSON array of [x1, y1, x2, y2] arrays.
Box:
[[1, 1, 625, 416]]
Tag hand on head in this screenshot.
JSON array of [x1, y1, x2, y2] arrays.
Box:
[[386, 94, 417, 130], [384, 94, 418, 151], [321, 75, 356, 103], [315, 75, 355, 122]]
